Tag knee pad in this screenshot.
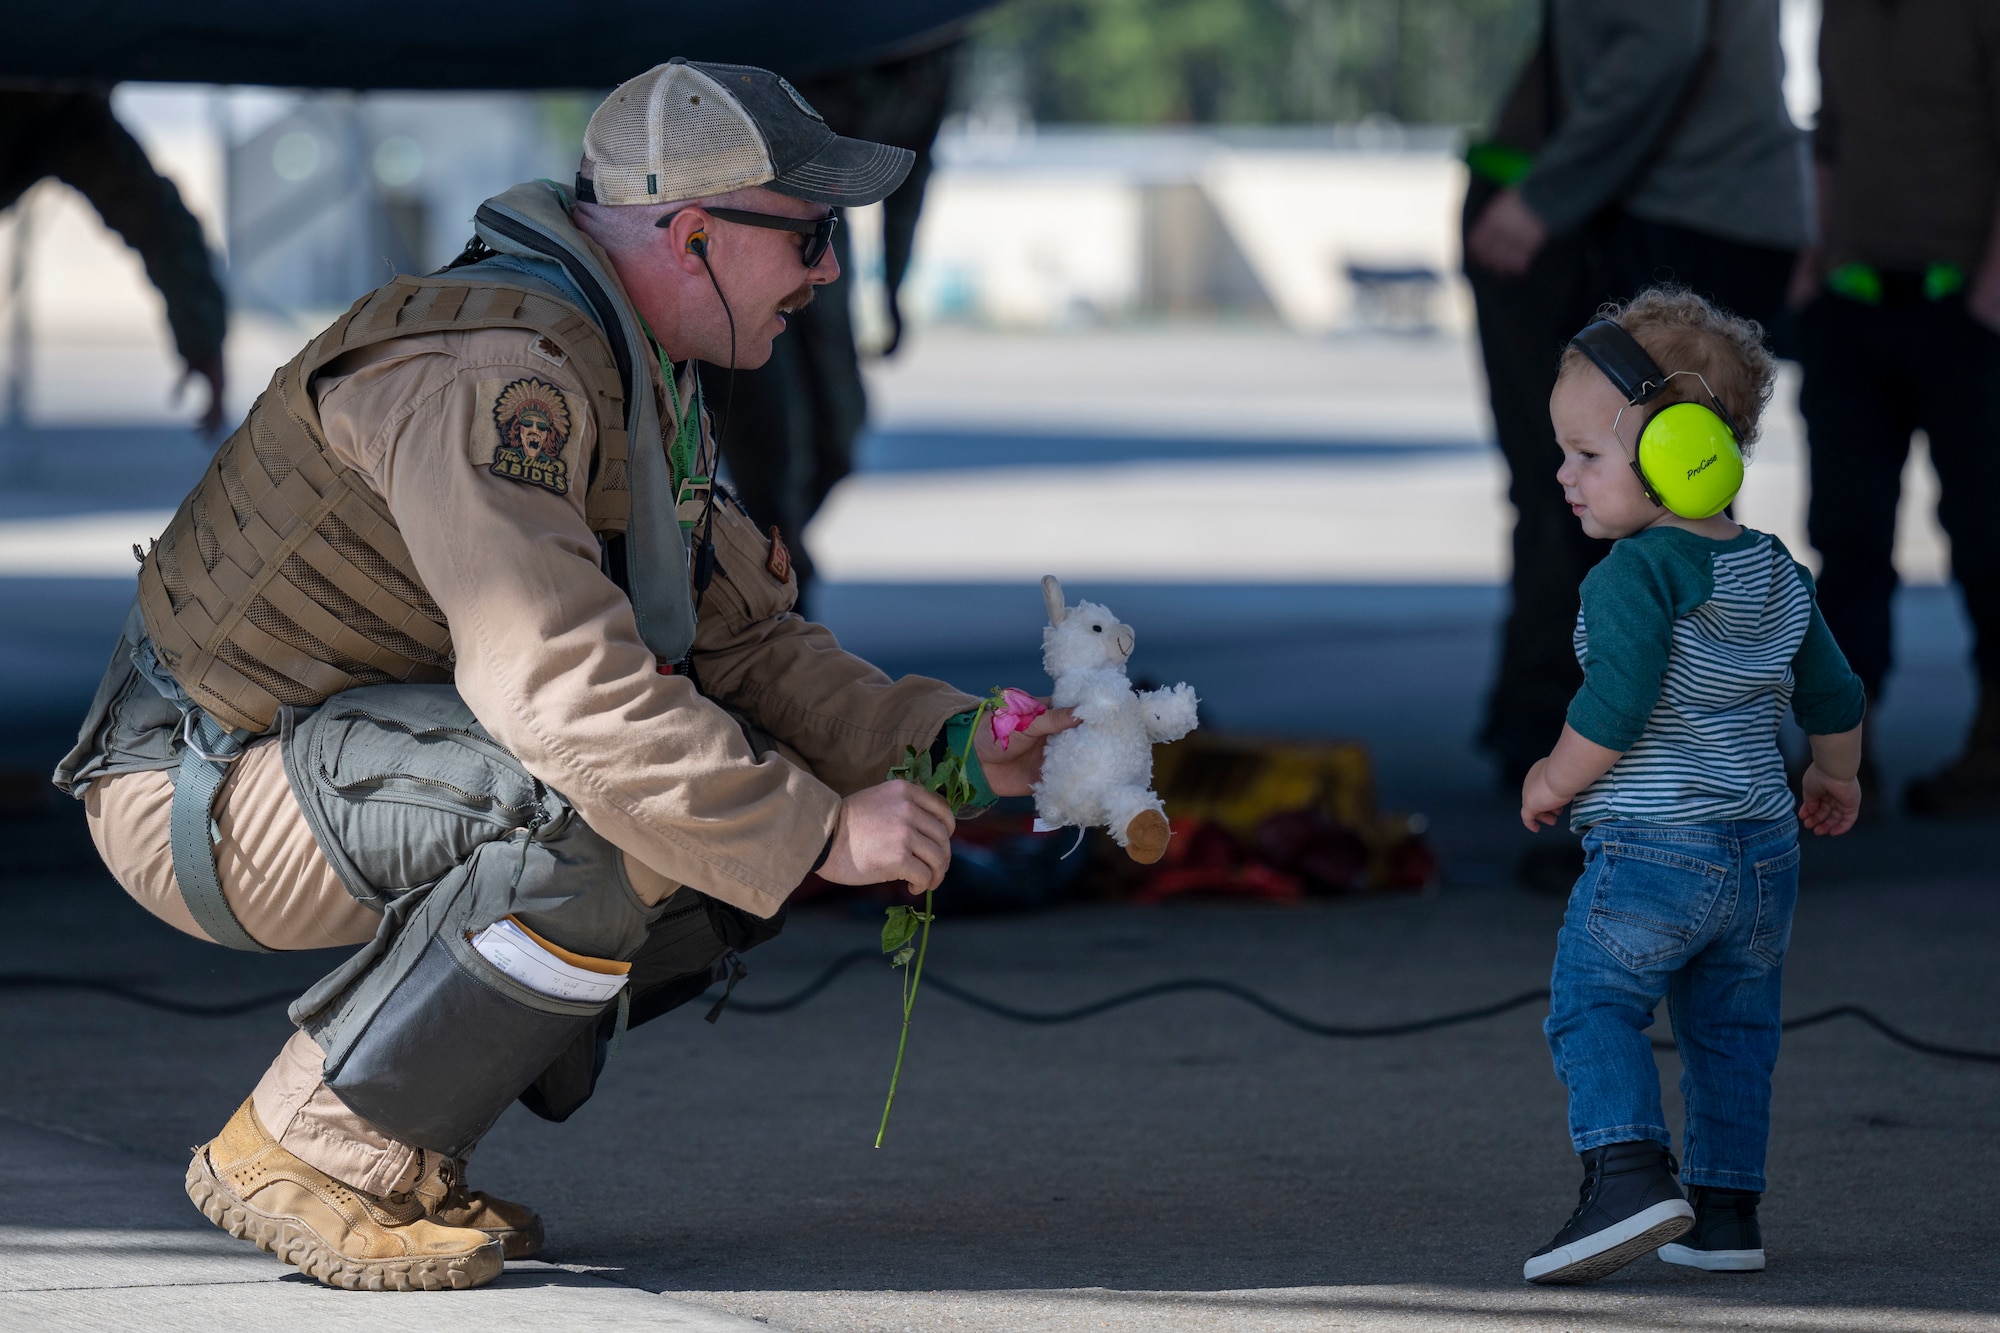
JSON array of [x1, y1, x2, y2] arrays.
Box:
[[518, 892, 790, 1124], [292, 801, 659, 1158]]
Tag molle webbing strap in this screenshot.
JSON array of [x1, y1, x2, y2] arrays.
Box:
[[138, 275, 630, 735]]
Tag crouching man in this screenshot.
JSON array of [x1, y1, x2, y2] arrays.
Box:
[[56, 60, 1069, 1291]]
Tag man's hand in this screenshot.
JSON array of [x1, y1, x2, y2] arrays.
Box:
[[1466, 188, 1549, 277], [1799, 763, 1861, 836], [819, 780, 956, 897], [1520, 758, 1568, 833], [973, 701, 1079, 797], [181, 354, 227, 438]]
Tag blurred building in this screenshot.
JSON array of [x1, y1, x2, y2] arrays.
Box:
[[906, 120, 1471, 334]]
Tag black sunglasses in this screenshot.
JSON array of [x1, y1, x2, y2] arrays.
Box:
[[658, 206, 839, 268]]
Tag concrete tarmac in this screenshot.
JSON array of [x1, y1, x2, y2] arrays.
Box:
[[3, 845, 1995, 1331]]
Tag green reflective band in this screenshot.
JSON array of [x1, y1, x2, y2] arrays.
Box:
[[1827, 263, 1884, 305], [1827, 262, 1969, 306], [1466, 141, 1534, 188], [1925, 263, 1968, 301]]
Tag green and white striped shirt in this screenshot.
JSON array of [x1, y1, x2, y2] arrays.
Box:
[[1567, 527, 1866, 830]]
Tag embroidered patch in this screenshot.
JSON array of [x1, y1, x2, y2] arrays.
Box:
[[485, 377, 573, 495], [528, 335, 568, 368], [766, 526, 792, 583], [776, 76, 825, 122]]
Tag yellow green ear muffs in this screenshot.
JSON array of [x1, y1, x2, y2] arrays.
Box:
[[1569, 318, 1746, 520], [1637, 401, 1745, 520]]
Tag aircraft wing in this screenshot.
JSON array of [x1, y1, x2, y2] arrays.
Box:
[[0, 0, 992, 88]]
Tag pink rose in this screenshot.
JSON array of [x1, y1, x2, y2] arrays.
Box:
[[989, 688, 1047, 751]]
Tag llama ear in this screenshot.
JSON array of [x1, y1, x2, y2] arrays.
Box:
[[1041, 575, 1066, 625]]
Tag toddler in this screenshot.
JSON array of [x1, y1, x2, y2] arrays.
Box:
[[1519, 288, 1865, 1284]]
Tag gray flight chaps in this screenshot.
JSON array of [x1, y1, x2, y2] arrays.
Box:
[[277, 684, 784, 1159]]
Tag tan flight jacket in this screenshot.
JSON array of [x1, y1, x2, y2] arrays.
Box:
[[305, 321, 973, 919]]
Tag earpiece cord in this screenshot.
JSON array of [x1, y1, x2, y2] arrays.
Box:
[[690, 246, 736, 612]]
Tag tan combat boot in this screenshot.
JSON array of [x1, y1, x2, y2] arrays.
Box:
[[431, 1163, 545, 1260], [185, 1099, 504, 1291]]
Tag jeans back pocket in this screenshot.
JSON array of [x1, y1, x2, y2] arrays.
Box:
[[1586, 839, 1727, 972], [1750, 841, 1802, 966]]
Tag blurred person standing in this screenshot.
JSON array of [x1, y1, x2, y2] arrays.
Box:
[[0, 87, 227, 433], [1464, 0, 1809, 789], [1794, 0, 2000, 818], [711, 41, 957, 608]]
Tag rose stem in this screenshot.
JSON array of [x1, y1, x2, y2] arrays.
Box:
[[875, 886, 936, 1148]]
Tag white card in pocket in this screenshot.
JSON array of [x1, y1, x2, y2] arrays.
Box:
[[469, 917, 627, 1004]]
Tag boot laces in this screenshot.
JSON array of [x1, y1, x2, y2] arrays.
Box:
[[1565, 1147, 1678, 1227]]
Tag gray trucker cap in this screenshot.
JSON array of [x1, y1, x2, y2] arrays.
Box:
[[577, 58, 914, 208]]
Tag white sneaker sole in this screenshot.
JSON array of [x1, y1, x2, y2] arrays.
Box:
[[1524, 1199, 1695, 1284], [1658, 1241, 1765, 1272]]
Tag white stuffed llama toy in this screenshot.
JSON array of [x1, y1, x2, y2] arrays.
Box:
[[1032, 575, 1200, 863]]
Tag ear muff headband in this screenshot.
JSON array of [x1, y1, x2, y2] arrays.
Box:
[[1567, 319, 1745, 520]]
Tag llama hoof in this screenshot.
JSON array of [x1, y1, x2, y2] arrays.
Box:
[[1124, 809, 1171, 864]]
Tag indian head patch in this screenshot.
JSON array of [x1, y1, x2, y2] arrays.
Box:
[[485, 377, 573, 495]]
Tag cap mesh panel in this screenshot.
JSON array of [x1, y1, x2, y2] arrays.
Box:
[[584, 64, 772, 204]]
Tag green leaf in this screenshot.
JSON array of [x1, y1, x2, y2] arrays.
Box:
[[890, 945, 915, 969], [881, 906, 920, 954]]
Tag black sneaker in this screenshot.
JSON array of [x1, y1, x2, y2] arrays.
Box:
[[1523, 1140, 1695, 1284], [1657, 1185, 1765, 1272]]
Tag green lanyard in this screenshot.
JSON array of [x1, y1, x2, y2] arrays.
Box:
[[639, 318, 709, 530]]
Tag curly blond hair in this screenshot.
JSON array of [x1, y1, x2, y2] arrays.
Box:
[[1559, 286, 1778, 456]]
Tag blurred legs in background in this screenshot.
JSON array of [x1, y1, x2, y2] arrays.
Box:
[[1799, 293, 2000, 818], [1464, 176, 1607, 790], [712, 41, 956, 612]]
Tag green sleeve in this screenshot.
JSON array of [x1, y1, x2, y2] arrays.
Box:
[[1565, 535, 1712, 750], [942, 711, 998, 809], [1787, 563, 1868, 735]]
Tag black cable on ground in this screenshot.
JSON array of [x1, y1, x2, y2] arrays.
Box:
[[0, 975, 299, 1018], [4, 953, 1997, 1066]]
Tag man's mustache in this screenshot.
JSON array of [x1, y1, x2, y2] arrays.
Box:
[[777, 284, 816, 316]]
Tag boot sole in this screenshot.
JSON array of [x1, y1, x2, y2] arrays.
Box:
[[1524, 1199, 1695, 1284], [488, 1217, 545, 1262], [185, 1147, 505, 1291], [1658, 1241, 1765, 1272]]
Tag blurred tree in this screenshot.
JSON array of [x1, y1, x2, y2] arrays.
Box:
[[964, 0, 1538, 127]]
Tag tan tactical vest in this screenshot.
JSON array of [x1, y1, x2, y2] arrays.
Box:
[[138, 274, 633, 735]]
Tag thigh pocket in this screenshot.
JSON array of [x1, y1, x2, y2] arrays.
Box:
[[325, 928, 609, 1158], [300, 699, 552, 894], [1586, 840, 1727, 972], [313, 706, 541, 825], [1750, 842, 1802, 967]]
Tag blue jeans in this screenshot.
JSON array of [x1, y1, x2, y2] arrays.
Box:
[[1545, 818, 1801, 1191]]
